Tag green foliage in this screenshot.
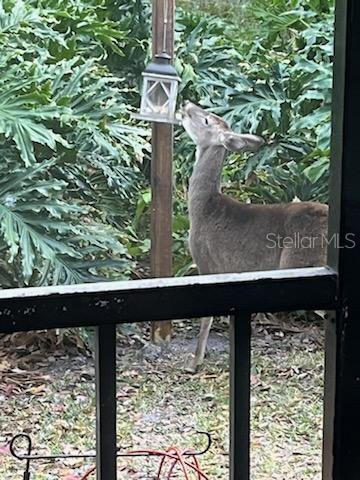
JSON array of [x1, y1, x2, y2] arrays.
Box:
[[0, 0, 334, 286], [170, 1, 333, 271], [108, 0, 151, 87], [178, 0, 249, 23], [0, 0, 150, 286], [175, 1, 333, 206]]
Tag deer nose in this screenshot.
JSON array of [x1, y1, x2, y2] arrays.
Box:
[[182, 101, 193, 115]]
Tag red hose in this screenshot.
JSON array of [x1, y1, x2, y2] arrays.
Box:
[[75, 447, 210, 480], [79, 465, 96, 480]]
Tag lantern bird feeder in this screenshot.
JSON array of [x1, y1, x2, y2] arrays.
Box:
[[134, 53, 181, 124], [134, 0, 181, 125]]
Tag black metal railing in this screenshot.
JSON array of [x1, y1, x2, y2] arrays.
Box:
[[0, 267, 337, 479]]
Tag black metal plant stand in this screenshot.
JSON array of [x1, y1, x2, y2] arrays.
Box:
[[9, 431, 212, 479]]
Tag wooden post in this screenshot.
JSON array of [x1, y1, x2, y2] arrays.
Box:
[[150, 0, 175, 343]]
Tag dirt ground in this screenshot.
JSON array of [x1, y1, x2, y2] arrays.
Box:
[[0, 315, 324, 479]]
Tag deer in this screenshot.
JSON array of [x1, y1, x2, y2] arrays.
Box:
[[182, 101, 328, 371]]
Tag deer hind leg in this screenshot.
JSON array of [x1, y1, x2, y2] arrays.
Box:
[[186, 317, 213, 372]]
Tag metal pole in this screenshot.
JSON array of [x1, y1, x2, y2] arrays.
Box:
[[95, 324, 117, 480], [230, 312, 251, 480], [150, 0, 175, 343]]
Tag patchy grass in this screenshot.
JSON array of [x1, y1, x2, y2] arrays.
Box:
[[0, 316, 324, 479]]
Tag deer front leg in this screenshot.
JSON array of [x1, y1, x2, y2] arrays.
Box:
[[186, 317, 213, 372]]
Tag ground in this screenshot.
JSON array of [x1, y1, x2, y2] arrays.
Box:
[[0, 315, 324, 479]]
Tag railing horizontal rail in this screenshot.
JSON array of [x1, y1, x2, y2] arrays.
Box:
[[0, 267, 337, 333]]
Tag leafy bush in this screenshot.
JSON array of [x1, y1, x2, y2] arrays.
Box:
[[170, 1, 334, 273], [0, 0, 334, 286], [175, 2, 333, 202], [0, 0, 150, 286]]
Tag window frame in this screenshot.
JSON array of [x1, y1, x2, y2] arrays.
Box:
[[1, 1, 359, 479]]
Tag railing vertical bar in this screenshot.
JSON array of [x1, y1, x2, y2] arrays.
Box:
[[325, 0, 360, 477], [322, 313, 337, 480], [230, 311, 251, 480], [95, 324, 117, 480]]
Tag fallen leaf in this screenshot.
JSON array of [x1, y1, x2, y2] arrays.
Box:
[[62, 474, 81, 480], [0, 444, 10, 456], [28, 384, 47, 395], [3, 384, 16, 397]]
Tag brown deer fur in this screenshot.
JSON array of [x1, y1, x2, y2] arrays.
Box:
[[182, 102, 328, 370]]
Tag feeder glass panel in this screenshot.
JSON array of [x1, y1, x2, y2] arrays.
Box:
[[139, 75, 179, 123]]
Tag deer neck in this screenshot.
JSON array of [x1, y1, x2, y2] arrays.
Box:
[[189, 145, 227, 205]]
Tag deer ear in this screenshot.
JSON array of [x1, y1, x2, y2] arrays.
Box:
[[219, 132, 264, 152]]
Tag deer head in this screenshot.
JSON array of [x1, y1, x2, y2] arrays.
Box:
[[182, 101, 264, 152]]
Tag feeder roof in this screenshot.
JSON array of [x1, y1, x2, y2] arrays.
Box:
[[143, 53, 180, 79]]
